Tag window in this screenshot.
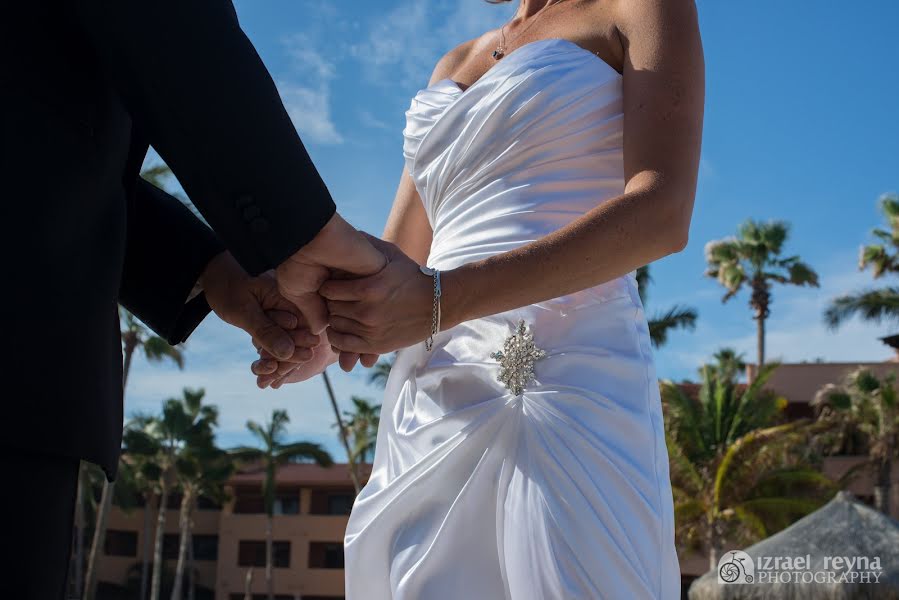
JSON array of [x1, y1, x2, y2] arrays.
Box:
[[273, 492, 300, 515], [163, 533, 218, 560], [237, 540, 290, 568], [308, 542, 344, 569], [309, 488, 356, 515], [196, 495, 222, 511], [162, 534, 180, 560], [233, 487, 265, 514], [104, 530, 137, 557], [192, 534, 219, 561], [327, 493, 354, 515], [233, 486, 300, 514]]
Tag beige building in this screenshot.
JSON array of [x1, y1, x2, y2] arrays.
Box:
[[97, 463, 371, 600], [96, 358, 897, 598]]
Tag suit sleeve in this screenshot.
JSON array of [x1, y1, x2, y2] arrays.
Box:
[[119, 179, 226, 344], [72, 0, 336, 275]]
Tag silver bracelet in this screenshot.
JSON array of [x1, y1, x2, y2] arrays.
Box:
[[420, 265, 442, 351]]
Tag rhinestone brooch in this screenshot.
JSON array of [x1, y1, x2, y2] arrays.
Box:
[[490, 320, 546, 396]]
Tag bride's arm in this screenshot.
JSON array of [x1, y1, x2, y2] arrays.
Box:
[[381, 170, 433, 264], [446, 0, 705, 326], [320, 0, 704, 357]]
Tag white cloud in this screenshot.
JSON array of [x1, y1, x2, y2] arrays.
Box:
[[277, 33, 344, 145], [278, 81, 344, 145], [351, 0, 513, 90], [359, 109, 392, 131]]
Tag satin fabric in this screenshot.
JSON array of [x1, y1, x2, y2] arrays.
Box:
[[344, 39, 680, 599]]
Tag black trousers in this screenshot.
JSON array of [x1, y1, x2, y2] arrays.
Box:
[[0, 449, 80, 600]]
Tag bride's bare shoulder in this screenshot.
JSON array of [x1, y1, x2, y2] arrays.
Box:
[[428, 32, 496, 85]]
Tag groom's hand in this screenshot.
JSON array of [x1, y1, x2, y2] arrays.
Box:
[[275, 213, 387, 335], [201, 252, 320, 363]]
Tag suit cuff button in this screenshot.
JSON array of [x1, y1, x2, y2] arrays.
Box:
[[249, 218, 269, 234], [242, 205, 262, 221]]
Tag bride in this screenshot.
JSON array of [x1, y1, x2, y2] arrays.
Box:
[[255, 0, 703, 597]]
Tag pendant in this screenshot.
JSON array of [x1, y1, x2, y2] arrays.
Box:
[[492, 48, 505, 61], [490, 320, 546, 396]]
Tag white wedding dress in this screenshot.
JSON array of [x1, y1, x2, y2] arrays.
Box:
[[344, 39, 680, 599]]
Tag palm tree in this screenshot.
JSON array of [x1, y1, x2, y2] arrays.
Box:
[[321, 371, 363, 494], [826, 193, 899, 329], [699, 347, 747, 384], [230, 410, 333, 600], [342, 397, 382, 464], [122, 413, 166, 600], [636, 265, 698, 348], [705, 219, 819, 371], [82, 310, 184, 599], [368, 355, 395, 388], [170, 442, 232, 600], [71, 461, 106, 599], [662, 362, 835, 569], [120, 309, 185, 388], [814, 369, 898, 514], [126, 388, 218, 600]]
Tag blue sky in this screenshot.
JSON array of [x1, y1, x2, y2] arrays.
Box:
[[130, 0, 899, 458]]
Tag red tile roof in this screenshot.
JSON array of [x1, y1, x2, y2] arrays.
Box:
[[229, 462, 372, 486]]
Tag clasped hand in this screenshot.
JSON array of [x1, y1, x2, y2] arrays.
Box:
[[241, 218, 435, 389]]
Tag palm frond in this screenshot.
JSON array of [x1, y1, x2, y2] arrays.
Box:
[[636, 265, 651, 304], [660, 381, 708, 459], [276, 442, 333, 467], [229, 446, 265, 465], [785, 260, 820, 287], [714, 419, 811, 508], [648, 305, 698, 348], [142, 336, 184, 369], [367, 356, 395, 388], [824, 287, 899, 329]]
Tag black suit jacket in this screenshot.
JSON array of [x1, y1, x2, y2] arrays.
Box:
[[0, 1, 336, 477]]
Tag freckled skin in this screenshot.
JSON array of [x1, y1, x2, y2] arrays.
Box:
[[256, 0, 706, 380]]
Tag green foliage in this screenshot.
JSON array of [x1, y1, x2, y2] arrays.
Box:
[[230, 409, 333, 517], [120, 308, 184, 375], [342, 397, 382, 464], [826, 193, 899, 329], [705, 219, 819, 304], [815, 369, 899, 462], [637, 265, 699, 348], [662, 362, 834, 556], [700, 348, 747, 383], [368, 355, 396, 388]]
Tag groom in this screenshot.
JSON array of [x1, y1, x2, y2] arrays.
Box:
[[0, 2, 384, 598]]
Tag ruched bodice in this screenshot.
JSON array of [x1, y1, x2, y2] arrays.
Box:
[[403, 38, 625, 273], [345, 38, 680, 600]]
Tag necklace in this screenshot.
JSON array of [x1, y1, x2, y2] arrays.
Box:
[[493, 0, 569, 61]]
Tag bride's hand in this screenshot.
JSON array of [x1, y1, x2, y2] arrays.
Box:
[[320, 235, 435, 357], [252, 329, 381, 388], [253, 336, 337, 388]]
